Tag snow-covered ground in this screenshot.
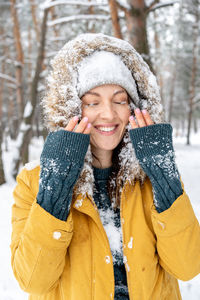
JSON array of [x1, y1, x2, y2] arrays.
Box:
[[0, 133, 200, 300]]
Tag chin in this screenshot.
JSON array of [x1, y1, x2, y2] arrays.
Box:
[[94, 142, 121, 151]]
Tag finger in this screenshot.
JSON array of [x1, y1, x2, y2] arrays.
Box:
[[129, 116, 138, 129], [141, 110, 154, 125], [83, 123, 92, 134], [134, 108, 147, 127], [64, 116, 79, 131], [75, 117, 89, 133]]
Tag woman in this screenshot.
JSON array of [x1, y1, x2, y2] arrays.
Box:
[[11, 33, 200, 300]]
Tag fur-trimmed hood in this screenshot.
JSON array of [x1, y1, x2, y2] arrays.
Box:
[[42, 33, 164, 201]]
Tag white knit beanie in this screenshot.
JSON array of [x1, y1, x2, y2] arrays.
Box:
[[77, 50, 140, 103]]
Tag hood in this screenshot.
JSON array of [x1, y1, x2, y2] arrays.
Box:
[[42, 33, 164, 200]]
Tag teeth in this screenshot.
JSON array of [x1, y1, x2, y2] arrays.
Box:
[[98, 126, 116, 132]]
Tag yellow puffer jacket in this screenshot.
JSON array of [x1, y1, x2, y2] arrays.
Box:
[[11, 163, 200, 300]]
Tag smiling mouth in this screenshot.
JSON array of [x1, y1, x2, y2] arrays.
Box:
[[94, 125, 118, 135]]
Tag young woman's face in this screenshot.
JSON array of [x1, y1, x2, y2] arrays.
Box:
[[81, 84, 131, 152]]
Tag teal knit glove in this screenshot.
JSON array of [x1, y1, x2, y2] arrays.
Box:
[[130, 124, 183, 213], [37, 130, 90, 220]]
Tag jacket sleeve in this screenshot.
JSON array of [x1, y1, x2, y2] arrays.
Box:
[[37, 130, 90, 221], [151, 185, 200, 281], [130, 123, 183, 213], [11, 167, 73, 295]]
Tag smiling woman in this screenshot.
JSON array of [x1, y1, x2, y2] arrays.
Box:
[[11, 33, 200, 300], [80, 85, 131, 168]]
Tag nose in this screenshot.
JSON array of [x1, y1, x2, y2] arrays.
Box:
[[99, 102, 116, 120]]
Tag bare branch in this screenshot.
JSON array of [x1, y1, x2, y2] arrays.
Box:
[[116, 0, 131, 10], [148, 0, 160, 11], [116, 1, 130, 14], [193, 94, 200, 106], [47, 14, 111, 26], [41, 0, 107, 10], [0, 73, 17, 83], [147, 0, 179, 13], [5, 82, 17, 89]]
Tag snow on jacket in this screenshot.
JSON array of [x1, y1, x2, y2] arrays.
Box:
[[11, 164, 200, 300]]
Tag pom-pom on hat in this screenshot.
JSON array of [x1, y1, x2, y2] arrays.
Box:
[[77, 50, 140, 103]]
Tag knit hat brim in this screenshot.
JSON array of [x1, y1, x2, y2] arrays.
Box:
[[76, 50, 139, 105]]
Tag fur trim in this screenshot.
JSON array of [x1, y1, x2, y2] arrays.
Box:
[[41, 33, 164, 200]]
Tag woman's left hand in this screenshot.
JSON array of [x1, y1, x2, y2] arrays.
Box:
[[129, 108, 154, 129]]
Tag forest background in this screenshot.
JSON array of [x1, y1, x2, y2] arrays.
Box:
[[0, 0, 200, 299], [0, 0, 200, 183]]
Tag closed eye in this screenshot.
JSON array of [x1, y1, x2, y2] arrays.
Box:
[[114, 101, 128, 105], [84, 102, 98, 107]]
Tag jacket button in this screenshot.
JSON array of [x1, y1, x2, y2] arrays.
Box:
[[53, 231, 61, 240]]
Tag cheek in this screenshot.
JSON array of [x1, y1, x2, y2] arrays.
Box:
[[121, 107, 131, 124], [81, 108, 95, 123]]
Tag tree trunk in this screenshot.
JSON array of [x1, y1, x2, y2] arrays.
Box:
[[193, 117, 198, 133], [11, 8, 49, 178], [152, 10, 164, 106], [168, 68, 177, 123], [28, 25, 32, 83], [186, 14, 199, 145], [0, 26, 5, 121], [0, 122, 6, 185], [50, 7, 60, 38], [29, 0, 40, 43], [108, 0, 123, 39], [86, 0, 95, 33], [125, 0, 153, 70], [10, 0, 24, 119]]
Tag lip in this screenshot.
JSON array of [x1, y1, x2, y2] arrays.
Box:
[[94, 124, 119, 136]]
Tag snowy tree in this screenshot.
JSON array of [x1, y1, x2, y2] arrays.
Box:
[[147, 0, 200, 142]]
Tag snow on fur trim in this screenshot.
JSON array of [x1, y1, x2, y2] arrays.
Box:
[[41, 33, 164, 201]]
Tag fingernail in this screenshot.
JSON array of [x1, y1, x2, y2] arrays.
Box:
[[129, 116, 134, 121], [142, 109, 147, 114], [135, 108, 140, 113], [73, 116, 79, 121], [87, 123, 91, 128], [83, 117, 88, 122]]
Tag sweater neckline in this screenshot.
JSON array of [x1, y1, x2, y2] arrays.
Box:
[[92, 166, 112, 180]]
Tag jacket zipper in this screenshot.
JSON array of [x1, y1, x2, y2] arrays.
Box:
[[120, 188, 132, 300]]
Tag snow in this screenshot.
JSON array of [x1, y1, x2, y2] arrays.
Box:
[[47, 15, 110, 27], [0, 132, 200, 299], [74, 199, 83, 208], [41, 0, 107, 10], [23, 101, 33, 118], [99, 207, 123, 264], [128, 237, 133, 249], [0, 73, 17, 84], [105, 255, 111, 264], [23, 160, 40, 171]]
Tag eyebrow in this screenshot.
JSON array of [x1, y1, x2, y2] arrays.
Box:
[[83, 90, 127, 97]]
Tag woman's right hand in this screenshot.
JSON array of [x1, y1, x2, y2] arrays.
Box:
[[64, 116, 91, 134]]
